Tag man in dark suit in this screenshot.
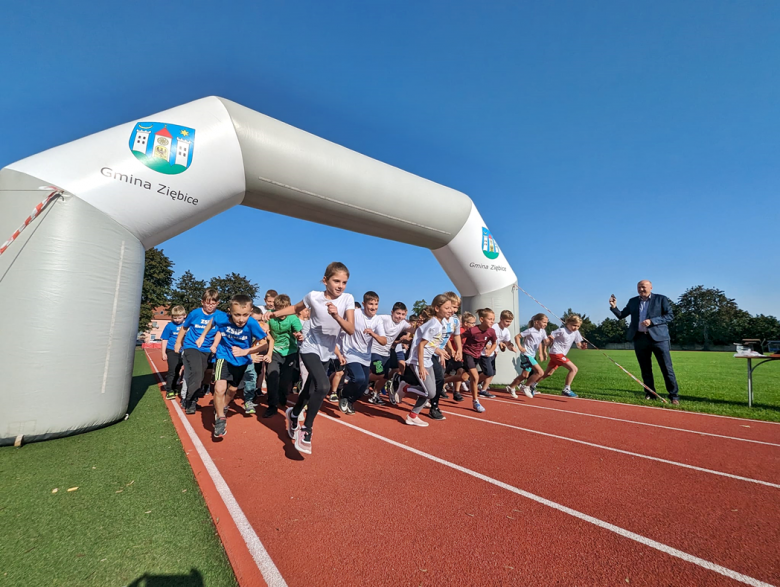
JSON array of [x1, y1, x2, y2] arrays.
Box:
[[610, 280, 680, 404]]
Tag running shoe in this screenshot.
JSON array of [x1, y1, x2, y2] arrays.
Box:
[[562, 388, 578, 398], [506, 386, 518, 399], [296, 427, 312, 454], [428, 407, 446, 420], [185, 399, 197, 415], [213, 418, 227, 438], [478, 390, 496, 399], [348, 401, 356, 414], [453, 391, 465, 402], [339, 397, 350, 413], [327, 392, 339, 403], [473, 401, 486, 413], [262, 406, 277, 419], [285, 406, 299, 439], [423, 400, 431, 408], [367, 392, 386, 406], [405, 413, 429, 427], [245, 401, 257, 415], [521, 385, 534, 399], [166, 389, 176, 400]]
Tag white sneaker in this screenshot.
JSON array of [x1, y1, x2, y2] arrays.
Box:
[[521, 385, 534, 399], [398, 381, 408, 400], [462, 382, 470, 392], [405, 413, 429, 427], [506, 386, 518, 399], [423, 400, 431, 408]]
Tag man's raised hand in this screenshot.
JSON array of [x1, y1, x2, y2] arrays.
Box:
[[609, 294, 617, 308]]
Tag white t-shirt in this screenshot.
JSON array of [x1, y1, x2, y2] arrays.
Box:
[[407, 318, 445, 368], [548, 327, 583, 356], [519, 327, 546, 358], [438, 315, 461, 350], [482, 324, 512, 356], [341, 309, 387, 366], [299, 290, 355, 361], [373, 315, 411, 357]]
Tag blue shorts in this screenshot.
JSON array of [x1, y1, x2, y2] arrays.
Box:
[[519, 354, 538, 372]]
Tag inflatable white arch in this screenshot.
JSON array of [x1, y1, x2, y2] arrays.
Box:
[[0, 97, 518, 445]]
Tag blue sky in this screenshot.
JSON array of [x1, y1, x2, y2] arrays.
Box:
[[2, 1, 778, 322]]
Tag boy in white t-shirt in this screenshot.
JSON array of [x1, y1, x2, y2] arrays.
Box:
[[339, 291, 388, 414], [506, 313, 549, 399], [538, 315, 587, 397], [263, 262, 355, 454], [368, 302, 412, 405]]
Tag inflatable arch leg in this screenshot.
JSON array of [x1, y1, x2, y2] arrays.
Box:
[[0, 97, 519, 445]]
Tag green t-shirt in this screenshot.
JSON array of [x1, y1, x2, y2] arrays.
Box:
[[269, 315, 303, 356]]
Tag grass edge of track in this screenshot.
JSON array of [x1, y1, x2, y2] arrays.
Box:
[[0, 350, 238, 587]]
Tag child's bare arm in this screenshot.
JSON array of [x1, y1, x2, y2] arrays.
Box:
[[173, 327, 188, 353]]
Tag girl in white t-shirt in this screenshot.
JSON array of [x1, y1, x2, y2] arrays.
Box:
[[263, 262, 355, 454], [506, 313, 549, 399], [392, 294, 453, 427], [538, 315, 587, 398]]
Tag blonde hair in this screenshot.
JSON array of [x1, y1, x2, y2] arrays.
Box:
[[170, 305, 186, 317], [443, 291, 461, 305], [565, 314, 583, 326], [499, 310, 514, 321], [273, 294, 292, 309]]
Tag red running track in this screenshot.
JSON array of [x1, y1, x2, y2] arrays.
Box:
[[144, 350, 780, 586]]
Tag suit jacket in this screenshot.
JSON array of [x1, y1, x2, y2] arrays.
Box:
[[610, 293, 673, 342]]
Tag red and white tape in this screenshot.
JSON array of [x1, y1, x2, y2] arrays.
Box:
[[0, 189, 63, 256]]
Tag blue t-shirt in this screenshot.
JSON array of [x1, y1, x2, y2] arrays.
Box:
[[181, 308, 226, 352], [161, 321, 183, 350], [213, 314, 267, 366]]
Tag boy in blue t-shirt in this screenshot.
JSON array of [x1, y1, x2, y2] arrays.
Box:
[[196, 294, 267, 438], [160, 305, 187, 400], [174, 289, 225, 415]]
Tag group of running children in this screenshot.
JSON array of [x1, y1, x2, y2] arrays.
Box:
[[158, 262, 587, 455]]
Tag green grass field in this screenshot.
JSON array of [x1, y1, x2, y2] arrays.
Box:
[[525, 349, 780, 422], [0, 351, 236, 587]]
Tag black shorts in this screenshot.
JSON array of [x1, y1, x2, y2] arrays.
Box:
[[463, 354, 495, 377], [214, 358, 248, 386], [328, 358, 345, 374], [445, 358, 463, 374]]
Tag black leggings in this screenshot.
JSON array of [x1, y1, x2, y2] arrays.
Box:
[[295, 353, 330, 431], [430, 358, 445, 408]]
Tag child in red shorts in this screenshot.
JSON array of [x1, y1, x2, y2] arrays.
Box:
[[538, 315, 587, 397]]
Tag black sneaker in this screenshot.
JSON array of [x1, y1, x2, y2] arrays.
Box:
[[367, 392, 386, 406], [347, 401, 356, 415], [213, 418, 227, 438], [441, 391, 450, 399], [429, 407, 446, 420], [166, 389, 176, 400], [285, 407, 299, 439], [453, 391, 464, 402], [262, 406, 277, 419], [339, 397, 350, 413], [185, 399, 197, 415]]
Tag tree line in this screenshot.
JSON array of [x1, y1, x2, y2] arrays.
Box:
[[139, 248, 258, 332], [142, 248, 779, 349]]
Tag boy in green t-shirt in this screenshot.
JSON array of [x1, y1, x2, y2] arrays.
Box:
[[263, 294, 304, 418]]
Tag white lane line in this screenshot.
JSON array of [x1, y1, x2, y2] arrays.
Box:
[[441, 409, 780, 489], [548, 394, 780, 426], [145, 350, 287, 587], [321, 413, 774, 587], [486, 397, 780, 447]]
